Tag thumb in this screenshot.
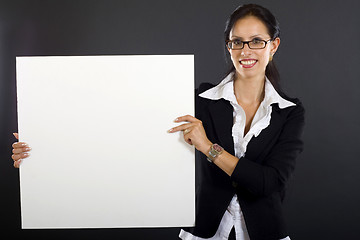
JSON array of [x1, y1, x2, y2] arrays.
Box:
[[13, 133, 19, 140]]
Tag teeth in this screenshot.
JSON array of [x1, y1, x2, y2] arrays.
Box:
[[240, 60, 256, 65]]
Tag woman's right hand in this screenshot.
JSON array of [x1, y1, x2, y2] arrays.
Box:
[[12, 133, 31, 168]]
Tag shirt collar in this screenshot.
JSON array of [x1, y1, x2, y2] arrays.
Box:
[[199, 72, 296, 109]]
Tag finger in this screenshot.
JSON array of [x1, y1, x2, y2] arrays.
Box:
[[13, 133, 19, 140], [12, 142, 28, 149], [12, 152, 30, 161], [174, 115, 200, 123], [185, 138, 193, 145], [14, 160, 21, 168], [183, 134, 193, 145], [168, 123, 194, 133], [12, 147, 32, 154]]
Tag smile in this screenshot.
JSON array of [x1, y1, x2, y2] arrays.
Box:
[[239, 59, 257, 68]]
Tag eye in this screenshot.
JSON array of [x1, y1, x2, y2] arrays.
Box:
[[251, 38, 263, 44], [233, 39, 242, 45]]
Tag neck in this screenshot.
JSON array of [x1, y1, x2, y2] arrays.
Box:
[[233, 73, 265, 105]]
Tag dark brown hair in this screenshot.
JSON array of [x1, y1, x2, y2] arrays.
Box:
[[224, 4, 282, 91]]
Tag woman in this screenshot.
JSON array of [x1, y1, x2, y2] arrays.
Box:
[[168, 4, 305, 240], [12, 4, 304, 240]]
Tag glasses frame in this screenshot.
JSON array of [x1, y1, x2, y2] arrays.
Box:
[[226, 38, 272, 50]]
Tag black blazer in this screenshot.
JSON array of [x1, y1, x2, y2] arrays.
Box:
[[184, 83, 305, 240]]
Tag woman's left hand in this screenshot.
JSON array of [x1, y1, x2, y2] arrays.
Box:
[[168, 115, 212, 155]]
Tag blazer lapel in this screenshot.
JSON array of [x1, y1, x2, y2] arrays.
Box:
[[245, 104, 285, 162], [205, 100, 286, 162], [208, 99, 235, 155]]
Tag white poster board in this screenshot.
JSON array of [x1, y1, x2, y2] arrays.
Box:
[[16, 55, 195, 229]]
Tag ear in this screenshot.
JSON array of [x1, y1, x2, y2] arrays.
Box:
[[270, 37, 280, 55], [226, 42, 231, 53]]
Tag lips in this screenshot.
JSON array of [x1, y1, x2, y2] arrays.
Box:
[[239, 59, 257, 68]]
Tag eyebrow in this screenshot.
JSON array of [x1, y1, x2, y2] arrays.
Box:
[[230, 34, 266, 40]]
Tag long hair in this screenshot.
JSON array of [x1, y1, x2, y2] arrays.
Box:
[[224, 4, 282, 92]]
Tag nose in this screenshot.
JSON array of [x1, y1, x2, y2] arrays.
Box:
[[240, 44, 252, 56]]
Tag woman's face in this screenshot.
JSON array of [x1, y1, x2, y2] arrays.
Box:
[[228, 16, 280, 80]]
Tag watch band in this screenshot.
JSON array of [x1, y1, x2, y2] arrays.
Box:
[[207, 143, 224, 163]]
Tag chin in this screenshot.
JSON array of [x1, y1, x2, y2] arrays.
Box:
[[235, 68, 259, 79]]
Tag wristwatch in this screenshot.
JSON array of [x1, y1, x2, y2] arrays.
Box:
[[207, 143, 224, 163]]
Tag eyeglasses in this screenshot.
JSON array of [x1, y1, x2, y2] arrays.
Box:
[[226, 39, 272, 50]]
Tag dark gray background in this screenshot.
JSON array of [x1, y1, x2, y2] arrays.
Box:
[[1, 0, 359, 239]]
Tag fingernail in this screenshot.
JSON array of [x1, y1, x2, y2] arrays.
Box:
[[168, 128, 173, 133], [25, 147, 32, 151], [23, 152, 29, 157], [16, 159, 22, 167], [21, 143, 28, 147], [174, 118, 179, 122]]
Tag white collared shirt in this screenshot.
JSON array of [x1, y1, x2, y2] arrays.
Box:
[[179, 73, 295, 240]]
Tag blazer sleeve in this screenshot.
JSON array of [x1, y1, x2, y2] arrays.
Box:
[[230, 101, 305, 197]]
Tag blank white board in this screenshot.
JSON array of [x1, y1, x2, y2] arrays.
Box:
[[16, 55, 195, 229]]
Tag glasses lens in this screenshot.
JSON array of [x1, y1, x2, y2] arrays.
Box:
[[229, 40, 243, 49], [249, 40, 266, 49]]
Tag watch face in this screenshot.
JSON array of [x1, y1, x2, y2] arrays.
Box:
[[213, 144, 223, 152]]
